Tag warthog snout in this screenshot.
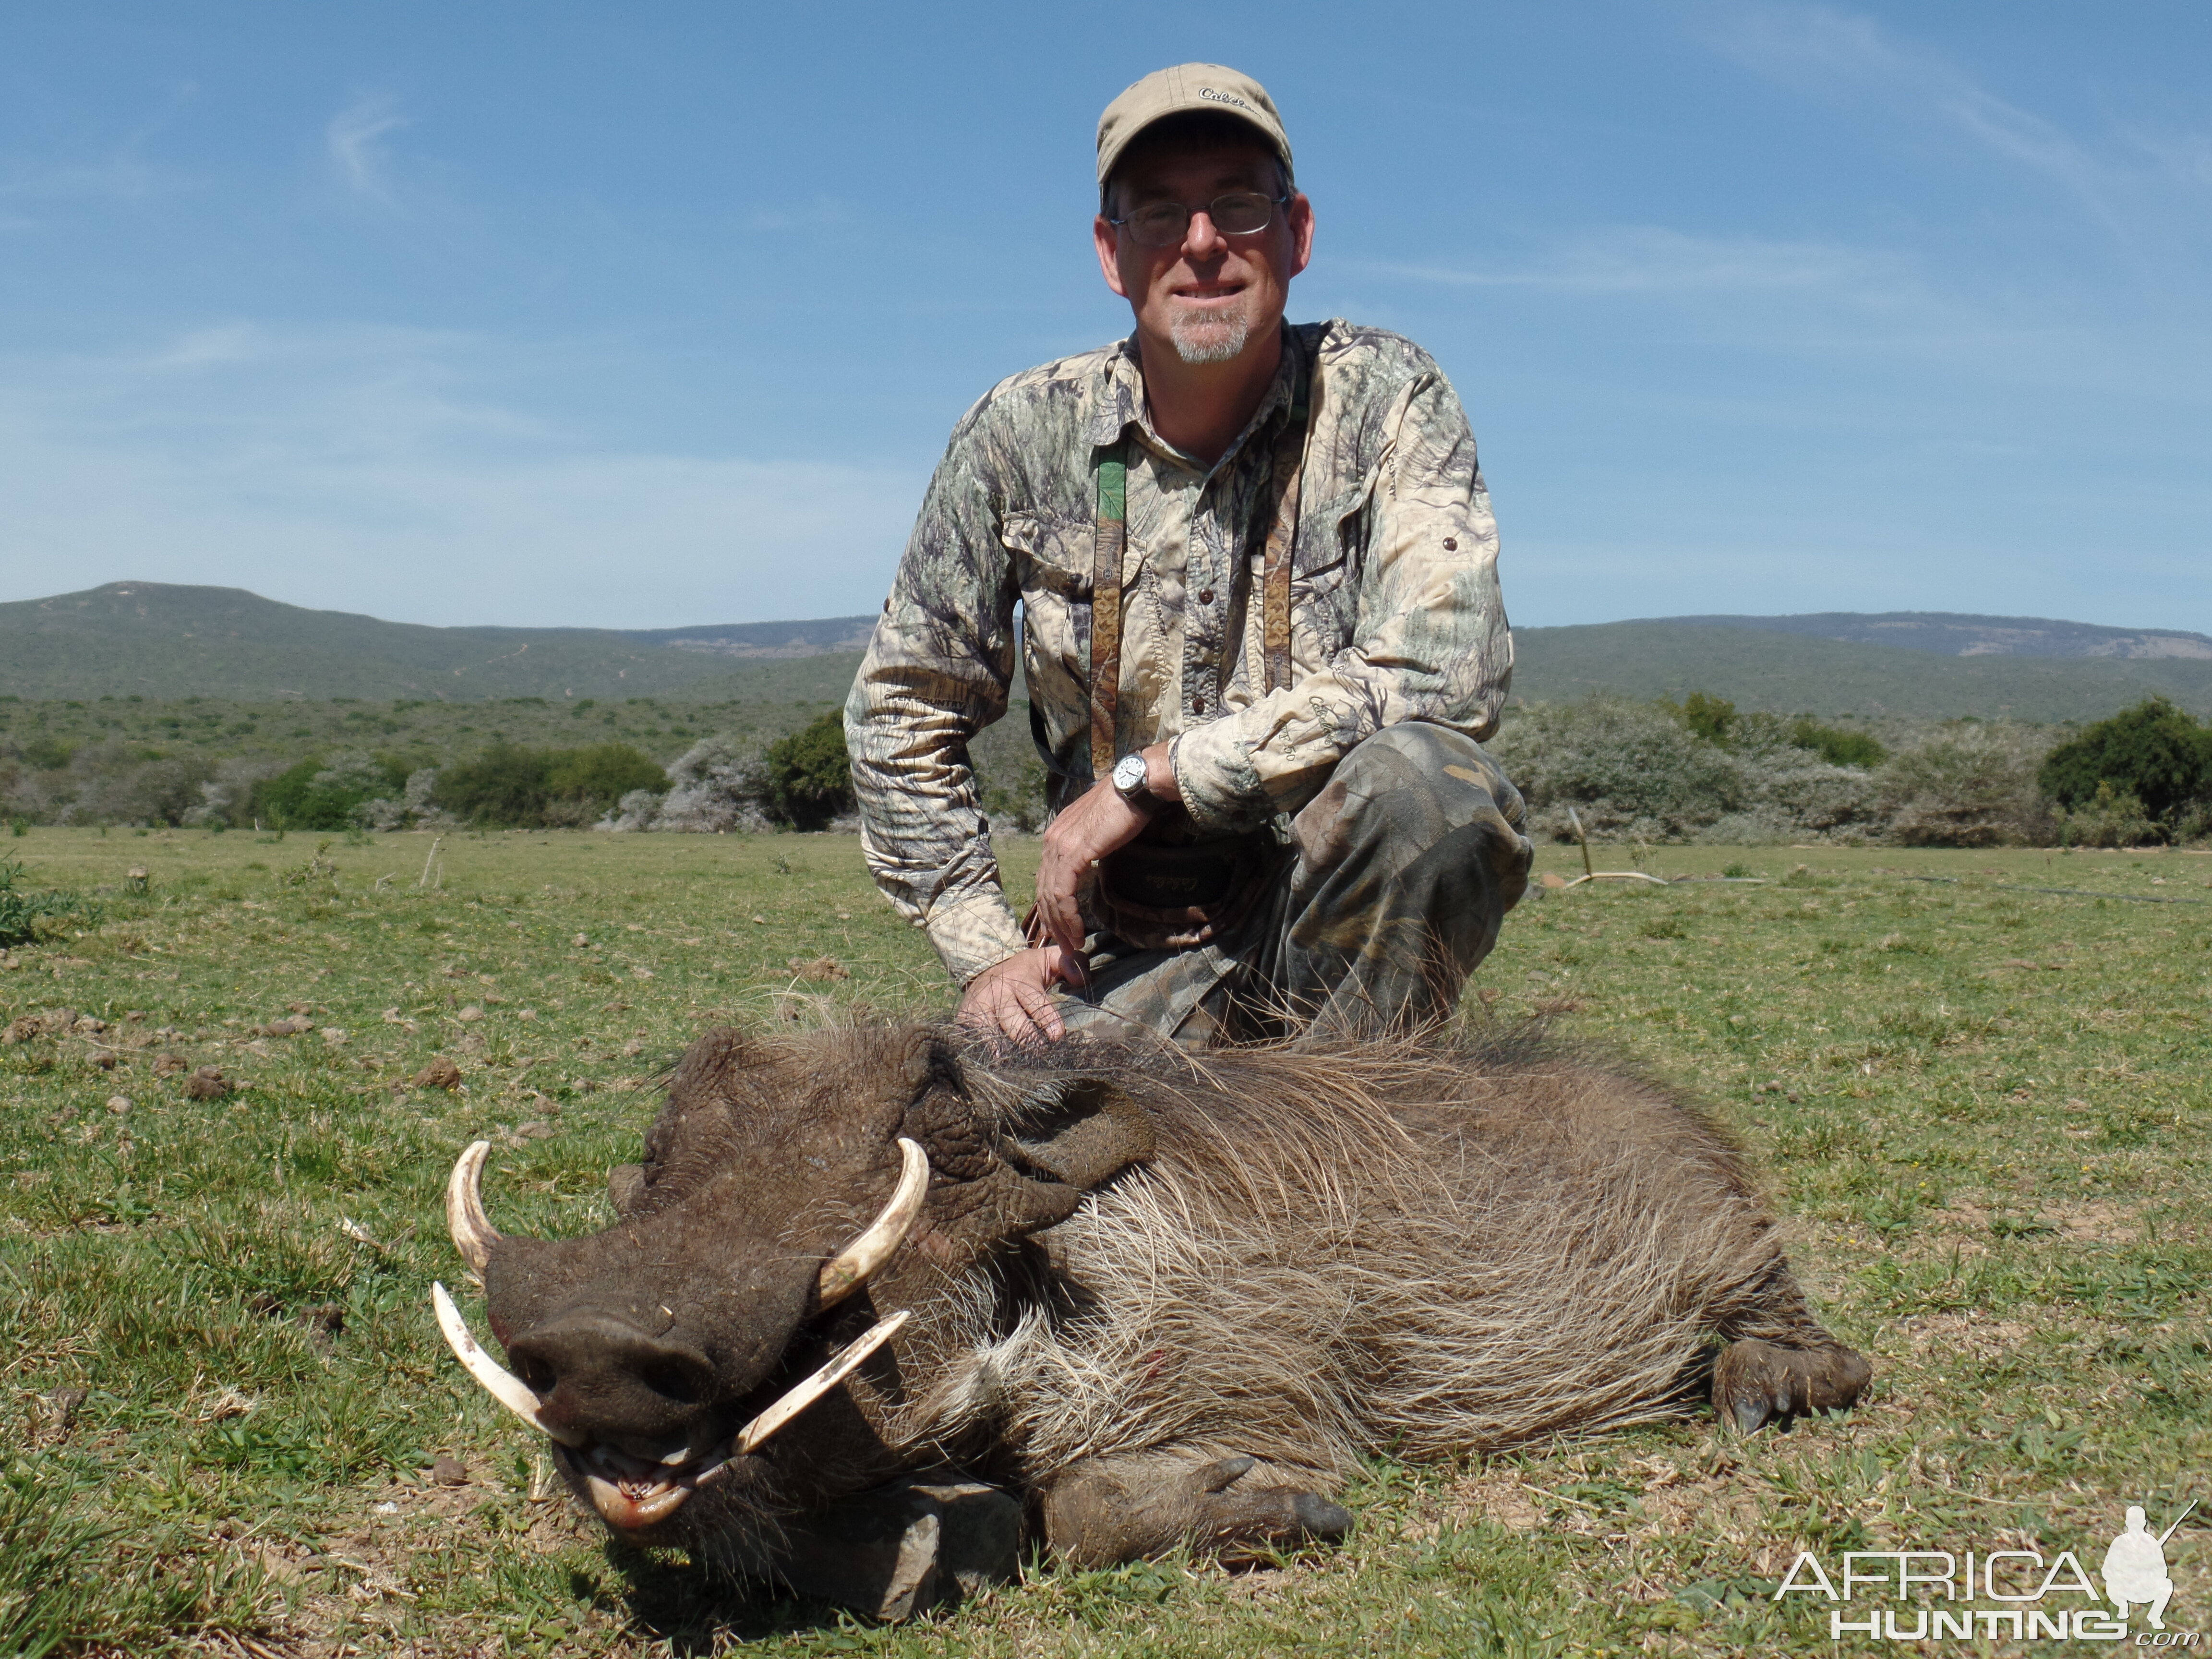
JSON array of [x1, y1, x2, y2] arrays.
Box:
[[505, 1311, 716, 1442]]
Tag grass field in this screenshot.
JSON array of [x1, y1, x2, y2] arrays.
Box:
[[2, 826, 2208, 1656]]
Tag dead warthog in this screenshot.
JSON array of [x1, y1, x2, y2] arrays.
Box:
[[434, 1023, 1869, 1580]]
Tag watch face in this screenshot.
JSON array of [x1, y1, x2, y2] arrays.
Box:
[[1114, 754, 1149, 794]]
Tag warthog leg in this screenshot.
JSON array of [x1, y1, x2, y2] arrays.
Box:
[[1039, 1449, 1353, 1568], [1709, 1257, 1874, 1432], [1712, 1341, 1873, 1433]]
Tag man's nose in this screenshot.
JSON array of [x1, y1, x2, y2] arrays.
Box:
[[1182, 210, 1225, 260]]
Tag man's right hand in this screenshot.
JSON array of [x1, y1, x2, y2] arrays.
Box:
[[957, 945, 1088, 1046]]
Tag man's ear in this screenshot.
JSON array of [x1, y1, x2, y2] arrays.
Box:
[[999, 1077, 1157, 1190]]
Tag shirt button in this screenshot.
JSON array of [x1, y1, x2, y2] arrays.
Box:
[[1198, 588, 1214, 604], [1192, 695, 1207, 714], [1442, 537, 1458, 551]]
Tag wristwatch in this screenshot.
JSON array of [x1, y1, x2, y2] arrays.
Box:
[[1111, 752, 1160, 809]]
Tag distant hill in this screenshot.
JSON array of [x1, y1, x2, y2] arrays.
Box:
[[0, 582, 878, 701], [1509, 621, 2212, 721], [1661, 611, 2212, 661], [627, 617, 878, 658], [3, 582, 2205, 721]]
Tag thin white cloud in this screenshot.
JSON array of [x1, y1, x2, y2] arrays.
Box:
[[327, 96, 408, 201], [1706, 2, 2113, 218], [0, 325, 924, 627], [1362, 226, 1913, 300]]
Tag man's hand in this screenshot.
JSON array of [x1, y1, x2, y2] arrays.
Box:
[[957, 946, 1088, 1046], [1033, 741, 1180, 960]]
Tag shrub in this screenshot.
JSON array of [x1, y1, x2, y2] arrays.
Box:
[[764, 712, 854, 830], [1490, 697, 1747, 841], [435, 740, 664, 827], [1663, 691, 1738, 745], [545, 742, 666, 805], [1877, 726, 2053, 847], [0, 857, 99, 947], [62, 747, 216, 827], [251, 752, 405, 831], [433, 739, 550, 825], [2037, 697, 2212, 830], [20, 737, 74, 771], [620, 735, 770, 832], [2054, 782, 2161, 849], [1789, 717, 1887, 769]]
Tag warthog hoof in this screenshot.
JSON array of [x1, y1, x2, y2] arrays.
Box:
[[1713, 1339, 1872, 1432], [1186, 1455, 1353, 1563], [1044, 1451, 1353, 1566]]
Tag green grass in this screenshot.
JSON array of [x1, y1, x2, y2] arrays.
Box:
[[2, 828, 2208, 1654]]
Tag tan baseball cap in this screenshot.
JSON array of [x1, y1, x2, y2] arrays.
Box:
[[1096, 64, 1293, 203]]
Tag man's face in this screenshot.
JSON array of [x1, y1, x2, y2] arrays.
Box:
[[1093, 139, 1313, 369]]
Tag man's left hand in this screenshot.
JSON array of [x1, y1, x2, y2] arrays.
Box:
[[1034, 741, 1179, 960]]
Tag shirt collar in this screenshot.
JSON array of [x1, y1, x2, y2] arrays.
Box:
[[1083, 325, 1301, 465]]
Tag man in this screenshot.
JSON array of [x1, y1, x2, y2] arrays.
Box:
[[847, 63, 1530, 1046]]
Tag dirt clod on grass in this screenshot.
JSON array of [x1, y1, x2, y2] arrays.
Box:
[[412, 1055, 463, 1090]]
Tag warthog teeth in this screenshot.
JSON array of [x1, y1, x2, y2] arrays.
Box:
[[816, 1138, 929, 1310], [729, 1308, 912, 1459], [431, 1282, 586, 1448], [444, 1141, 501, 1274]]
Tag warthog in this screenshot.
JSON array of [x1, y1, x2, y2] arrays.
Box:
[[434, 1022, 1870, 1576]]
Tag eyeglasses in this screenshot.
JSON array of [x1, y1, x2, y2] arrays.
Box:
[[1105, 191, 1290, 249]]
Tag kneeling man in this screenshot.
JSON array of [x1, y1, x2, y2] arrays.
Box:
[[847, 63, 1531, 1046]]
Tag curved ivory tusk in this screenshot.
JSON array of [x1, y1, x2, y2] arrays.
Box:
[[732, 1308, 910, 1457], [431, 1281, 587, 1448], [445, 1141, 501, 1274], [816, 1138, 929, 1309]]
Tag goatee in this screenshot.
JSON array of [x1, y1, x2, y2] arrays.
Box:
[[1168, 306, 1252, 366]]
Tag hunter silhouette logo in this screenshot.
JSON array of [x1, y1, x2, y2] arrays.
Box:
[[2104, 1501, 2194, 1630]]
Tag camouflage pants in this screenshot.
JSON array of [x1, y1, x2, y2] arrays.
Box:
[[1060, 724, 1533, 1046]]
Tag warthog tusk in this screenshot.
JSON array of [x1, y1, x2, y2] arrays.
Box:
[[445, 1141, 501, 1274], [730, 1308, 910, 1458], [816, 1138, 929, 1309], [431, 1282, 586, 1448]]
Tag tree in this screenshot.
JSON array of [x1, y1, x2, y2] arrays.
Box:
[[764, 713, 854, 830], [251, 753, 405, 830], [544, 743, 666, 807], [2038, 698, 2212, 827], [1789, 718, 1887, 769], [434, 739, 553, 825], [1667, 691, 1738, 745]]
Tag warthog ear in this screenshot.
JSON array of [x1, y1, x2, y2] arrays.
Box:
[[999, 1078, 1157, 1191], [900, 1060, 1159, 1256]]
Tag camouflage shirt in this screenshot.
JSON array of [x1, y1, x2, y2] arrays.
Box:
[[845, 319, 1513, 987]]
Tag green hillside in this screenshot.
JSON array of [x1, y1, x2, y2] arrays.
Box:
[[8, 581, 2210, 723], [0, 583, 785, 701], [1510, 622, 2212, 722]]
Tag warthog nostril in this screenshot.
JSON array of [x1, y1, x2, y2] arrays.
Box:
[[641, 1361, 707, 1407], [506, 1311, 716, 1440]]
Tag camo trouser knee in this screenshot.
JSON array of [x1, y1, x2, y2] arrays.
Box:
[[1064, 724, 1533, 1046]]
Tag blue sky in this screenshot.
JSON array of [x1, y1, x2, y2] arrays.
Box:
[[1, 2, 2206, 632]]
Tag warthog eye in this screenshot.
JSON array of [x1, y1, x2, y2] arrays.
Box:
[[642, 1362, 706, 1407]]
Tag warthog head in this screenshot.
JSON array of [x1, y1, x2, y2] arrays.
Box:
[[432, 1024, 1154, 1553]]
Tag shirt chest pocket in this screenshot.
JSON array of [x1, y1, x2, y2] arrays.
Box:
[[1002, 512, 1095, 677], [1288, 482, 1371, 635]]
